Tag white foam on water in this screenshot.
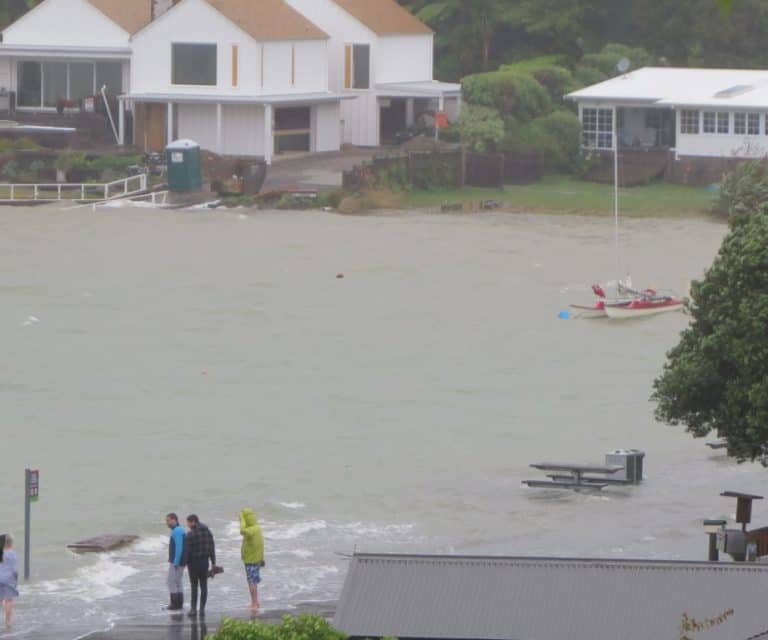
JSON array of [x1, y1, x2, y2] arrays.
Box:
[[267, 520, 328, 540], [337, 522, 415, 538], [278, 502, 306, 510], [127, 534, 167, 556], [29, 555, 139, 602]]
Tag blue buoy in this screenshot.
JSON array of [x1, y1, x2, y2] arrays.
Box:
[[558, 310, 572, 320]]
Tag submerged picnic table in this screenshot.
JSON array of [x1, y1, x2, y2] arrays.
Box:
[[523, 462, 625, 490]]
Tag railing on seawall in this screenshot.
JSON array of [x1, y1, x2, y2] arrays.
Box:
[[0, 174, 148, 203]]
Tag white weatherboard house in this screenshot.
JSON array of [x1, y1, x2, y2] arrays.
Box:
[[0, 0, 460, 161], [0, 0, 148, 111], [567, 67, 768, 181]]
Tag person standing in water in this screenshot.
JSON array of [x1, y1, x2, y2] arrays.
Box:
[[165, 513, 186, 611], [183, 515, 216, 618], [239, 509, 264, 611], [0, 535, 19, 628]]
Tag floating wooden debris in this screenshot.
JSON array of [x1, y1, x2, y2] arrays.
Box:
[[67, 535, 139, 553]]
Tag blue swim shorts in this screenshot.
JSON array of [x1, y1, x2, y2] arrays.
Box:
[[245, 563, 261, 585]]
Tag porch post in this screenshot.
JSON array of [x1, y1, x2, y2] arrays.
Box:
[[118, 99, 126, 146], [166, 102, 174, 146], [264, 103, 274, 165], [405, 98, 415, 127], [435, 94, 445, 141], [216, 103, 223, 154]]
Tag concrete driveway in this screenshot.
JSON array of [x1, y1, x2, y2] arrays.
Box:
[[261, 148, 378, 192]]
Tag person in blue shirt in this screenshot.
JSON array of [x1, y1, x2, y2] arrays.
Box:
[[165, 513, 186, 611]]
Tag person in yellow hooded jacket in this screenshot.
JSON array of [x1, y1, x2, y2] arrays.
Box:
[[239, 508, 264, 611]]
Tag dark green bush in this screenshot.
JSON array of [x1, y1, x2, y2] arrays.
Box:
[[462, 70, 551, 122], [208, 614, 347, 640], [500, 58, 576, 105], [531, 110, 582, 172], [580, 43, 657, 77]]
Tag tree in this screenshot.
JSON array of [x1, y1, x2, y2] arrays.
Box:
[[455, 104, 504, 152], [652, 204, 768, 461]]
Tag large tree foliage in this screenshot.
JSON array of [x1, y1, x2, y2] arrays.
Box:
[[653, 204, 768, 462]]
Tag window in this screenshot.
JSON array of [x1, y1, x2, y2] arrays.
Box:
[[96, 61, 122, 94], [717, 111, 729, 134], [703, 111, 715, 133], [680, 110, 699, 134], [16, 60, 121, 109], [172, 43, 217, 86], [581, 107, 613, 149], [17, 61, 41, 107], [749, 113, 760, 135], [344, 44, 370, 90]]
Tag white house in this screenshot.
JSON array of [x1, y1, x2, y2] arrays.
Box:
[[0, 0, 459, 161], [284, 0, 461, 147], [0, 0, 150, 110], [567, 66, 768, 161]]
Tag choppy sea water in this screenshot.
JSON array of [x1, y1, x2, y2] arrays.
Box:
[[0, 205, 760, 638]]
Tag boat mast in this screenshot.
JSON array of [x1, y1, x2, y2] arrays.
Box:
[[613, 105, 620, 284]]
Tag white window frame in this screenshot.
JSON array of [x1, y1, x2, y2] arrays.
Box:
[[581, 107, 613, 149], [680, 110, 700, 134], [748, 113, 760, 135]]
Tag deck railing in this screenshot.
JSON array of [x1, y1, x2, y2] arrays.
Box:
[[0, 174, 148, 203]]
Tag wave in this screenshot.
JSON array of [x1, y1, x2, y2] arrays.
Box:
[[28, 556, 139, 602]]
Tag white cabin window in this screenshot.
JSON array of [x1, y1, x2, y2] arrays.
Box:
[[680, 110, 699, 134], [717, 112, 729, 133], [703, 111, 729, 134], [344, 44, 370, 90], [172, 43, 217, 86], [581, 107, 613, 149], [739, 113, 761, 135]]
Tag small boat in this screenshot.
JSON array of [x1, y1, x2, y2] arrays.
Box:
[[570, 284, 634, 319], [604, 294, 684, 319]]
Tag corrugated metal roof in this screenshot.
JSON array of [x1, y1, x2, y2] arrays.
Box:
[[566, 66, 768, 109], [331, 0, 432, 35], [334, 553, 768, 640]]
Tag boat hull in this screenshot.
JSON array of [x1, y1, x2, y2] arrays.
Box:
[[570, 304, 607, 319], [604, 300, 684, 319]]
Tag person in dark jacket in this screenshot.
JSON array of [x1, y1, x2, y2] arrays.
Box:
[[183, 515, 216, 617], [165, 513, 185, 611]]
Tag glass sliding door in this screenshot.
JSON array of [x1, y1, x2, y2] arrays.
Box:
[[69, 62, 94, 102], [17, 61, 41, 107], [42, 61, 67, 107], [96, 61, 122, 95]]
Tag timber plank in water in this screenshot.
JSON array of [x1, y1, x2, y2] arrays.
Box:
[[67, 535, 139, 553]]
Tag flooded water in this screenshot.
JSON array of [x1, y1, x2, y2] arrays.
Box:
[[0, 205, 760, 638]]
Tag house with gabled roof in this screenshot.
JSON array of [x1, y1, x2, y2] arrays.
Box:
[[285, 0, 461, 146], [0, 0, 458, 160], [0, 0, 152, 112]]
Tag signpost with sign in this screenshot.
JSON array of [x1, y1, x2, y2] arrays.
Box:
[[24, 469, 38, 580]]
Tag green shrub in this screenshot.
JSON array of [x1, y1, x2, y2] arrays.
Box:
[[456, 104, 505, 153], [1, 160, 19, 180], [208, 614, 347, 640], [531, 110, 582, 173], [0, 137, 42, 152], [572, 65, 607, 88], [462, 69, 551, 122], [87, 154, 142, 171], [716, 160, 768, 220], [500, 58, 576, 105]]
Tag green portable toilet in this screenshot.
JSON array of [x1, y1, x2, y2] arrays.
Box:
[[166, 139, 202, 192]]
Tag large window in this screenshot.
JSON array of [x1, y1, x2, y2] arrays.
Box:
[[581, 107, 613, 149], [16, 60, 123, 109], [344, 44, 370, 90], [680, 110, 699, 134], [703, 111, 729, 134], [736, 112, 760, 135], [172, 43, 217, 86]]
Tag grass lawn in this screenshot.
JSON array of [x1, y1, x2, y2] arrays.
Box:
[[401, 175, 718, 218]]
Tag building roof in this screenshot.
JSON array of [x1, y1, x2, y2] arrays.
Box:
[[334, 553, 768, 640], [87, 0, 153, 35], [331, 0, 432, 35], [204, 0, 327, 41], [566, 66, 768, 109]]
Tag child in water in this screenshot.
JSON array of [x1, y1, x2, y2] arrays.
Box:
[[0, 534, 19, 627]]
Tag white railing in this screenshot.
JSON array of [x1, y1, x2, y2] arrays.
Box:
[[0, 174, 148, 203]]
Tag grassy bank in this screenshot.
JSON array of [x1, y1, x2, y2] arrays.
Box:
[[402, 175, 717, 218]]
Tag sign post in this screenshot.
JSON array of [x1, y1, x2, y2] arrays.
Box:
[[24, 469, 38, 581]]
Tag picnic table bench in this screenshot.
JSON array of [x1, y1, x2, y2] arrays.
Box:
[[523, 462, 624, 491]]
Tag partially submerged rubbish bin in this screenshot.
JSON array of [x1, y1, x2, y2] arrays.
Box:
[[166, 139, 202, 192]]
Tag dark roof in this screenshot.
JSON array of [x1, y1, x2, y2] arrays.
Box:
[[334, 553, 768, 640]]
